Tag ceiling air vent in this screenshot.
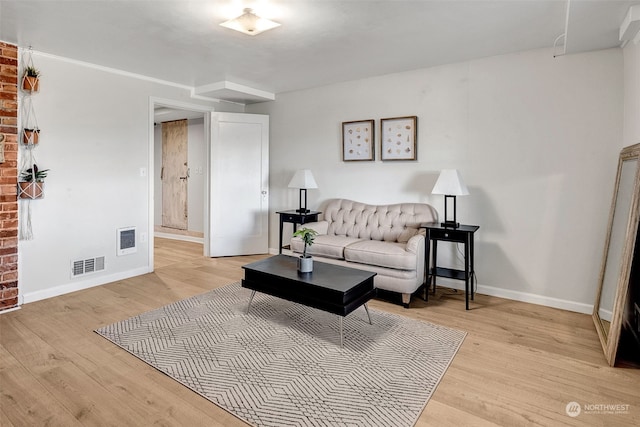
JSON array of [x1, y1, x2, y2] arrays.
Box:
[[71, 256, 105, 277]]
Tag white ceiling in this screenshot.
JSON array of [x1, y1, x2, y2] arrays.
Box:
[[1, 1, 636, 104]]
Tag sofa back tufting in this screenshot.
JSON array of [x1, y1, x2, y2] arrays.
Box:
[[323, 199, 437, 243]]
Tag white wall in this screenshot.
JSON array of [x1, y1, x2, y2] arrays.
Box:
[[153, 117, 206, 233], [18, 52, 242, 303], [248, 47, 624, 312], [623, 40, 640, 147]]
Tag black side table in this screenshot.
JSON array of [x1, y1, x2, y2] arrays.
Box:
[[276, 210, 321, 254], [421, 222, 480, 310]]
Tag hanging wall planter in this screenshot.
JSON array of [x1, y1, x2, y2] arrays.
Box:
[[22, 128, 40, 145], [21, 66, 41, 92], [18, 181, 44, 199], [18, 48, 45, 241], [17, 164, 48, 200]]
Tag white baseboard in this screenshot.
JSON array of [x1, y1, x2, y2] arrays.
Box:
[[266, 250, 595, 314], [36, 246, 587, 316], [269, 247, 294, 255], [433, 277, 593, 314], [22, 266, 153, 304], [0, 305, 21, 315], [155, 232, 204, 244]]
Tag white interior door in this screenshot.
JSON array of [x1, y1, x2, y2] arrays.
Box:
[[208, 113, 269, 256]]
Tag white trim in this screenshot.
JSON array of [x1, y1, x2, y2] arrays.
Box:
[[22, 267, 151, 304], [267, 247, 596, 313], [0, 306, 21, 315], [148, 101, 156, 276], [193, 81, 275, 103], [598, 308, 613, 322], [274, 241, 594, 314], [155, 232, 204, 244], [32, 50, 195, 90], [190, 92, 238, 104], [151, 97, 215, 115], [149, 97, 214, 259], [27, 49, 244, 106], [434, 277, 593, 314], [204, 112, 212, 257]]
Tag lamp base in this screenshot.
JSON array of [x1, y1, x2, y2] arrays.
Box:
[[441, 221, 460, 228], [296, 208, 311, 214]]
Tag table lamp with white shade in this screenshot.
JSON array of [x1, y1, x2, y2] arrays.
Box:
[[431, 169, 469, 228], [288, 169, 318, 213]]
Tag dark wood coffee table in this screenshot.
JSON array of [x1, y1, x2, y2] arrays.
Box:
[[241, 255, 376, 347]]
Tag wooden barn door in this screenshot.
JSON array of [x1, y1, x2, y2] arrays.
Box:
[[161, 119, 188, 230]]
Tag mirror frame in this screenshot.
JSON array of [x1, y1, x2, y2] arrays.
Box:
[[593, 143, 640, 366]]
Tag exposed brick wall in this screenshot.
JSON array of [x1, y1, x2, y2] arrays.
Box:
[[0, 42, 19, 311]]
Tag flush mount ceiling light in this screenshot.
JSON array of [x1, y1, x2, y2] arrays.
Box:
[[220, 8, 281, 36]]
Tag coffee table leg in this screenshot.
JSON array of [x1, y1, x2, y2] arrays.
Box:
[[246, 290, 256, 314], [339, 316, 344, 348], [363, 303, 372, 325]]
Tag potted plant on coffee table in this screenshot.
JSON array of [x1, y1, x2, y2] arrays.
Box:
[[18, 164, 48, 199], [293, 227, 318, 273], [22, 66, 41, 92]]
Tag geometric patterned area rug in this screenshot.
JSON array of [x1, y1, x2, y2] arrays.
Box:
[[95, 281, 466, 427]]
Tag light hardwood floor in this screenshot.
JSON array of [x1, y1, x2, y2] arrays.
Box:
[[1, 238, 639, 426]]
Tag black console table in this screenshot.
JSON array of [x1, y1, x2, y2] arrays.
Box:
[[421, 222, 479, 310], [276, 210, 321, 254]]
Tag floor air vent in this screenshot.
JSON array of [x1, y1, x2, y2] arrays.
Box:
[[72, 256, 105, 277]]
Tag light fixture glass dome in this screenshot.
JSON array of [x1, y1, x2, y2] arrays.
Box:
[[220, 8, 281, 36]]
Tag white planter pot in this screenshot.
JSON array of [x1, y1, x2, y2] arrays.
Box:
[[298, 256, 313, 273]]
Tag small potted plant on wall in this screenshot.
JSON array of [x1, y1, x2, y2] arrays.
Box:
[[22, 66, 41, 92], [293, 227, 318, 273], [18, 164, 48, 199]]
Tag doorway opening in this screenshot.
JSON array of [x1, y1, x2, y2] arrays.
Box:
[[153, 106, 206, 243], [148, 101, 270, 267]]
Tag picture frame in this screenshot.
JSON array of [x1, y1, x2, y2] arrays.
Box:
[[342, 119, 375, 161], [381, 116, 417, 161]]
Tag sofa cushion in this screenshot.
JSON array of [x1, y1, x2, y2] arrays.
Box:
[[291, 235, 364, 260], [344, 240, 416, 270]]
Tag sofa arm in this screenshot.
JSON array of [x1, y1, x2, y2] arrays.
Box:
[[405, 233, 424, 254], [406, 234, 426, 290], [296, 220, 329, 235]]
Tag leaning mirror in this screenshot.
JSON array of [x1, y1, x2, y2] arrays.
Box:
[[593, 143, 640, 366]]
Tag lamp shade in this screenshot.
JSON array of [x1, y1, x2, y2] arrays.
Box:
[[431, 169, 469, 196], [288, 169, 318, 189]]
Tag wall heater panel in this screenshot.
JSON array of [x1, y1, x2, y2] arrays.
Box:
[[117, 227, 137, 256]]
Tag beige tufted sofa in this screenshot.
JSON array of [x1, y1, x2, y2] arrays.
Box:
[[290, 199, 437, 307]]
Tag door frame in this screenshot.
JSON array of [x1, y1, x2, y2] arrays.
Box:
[[148, 97, 214, 268]]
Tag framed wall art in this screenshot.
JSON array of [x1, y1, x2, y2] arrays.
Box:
[[381, 116, 417, 161], [342, 119, 375, 161]]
